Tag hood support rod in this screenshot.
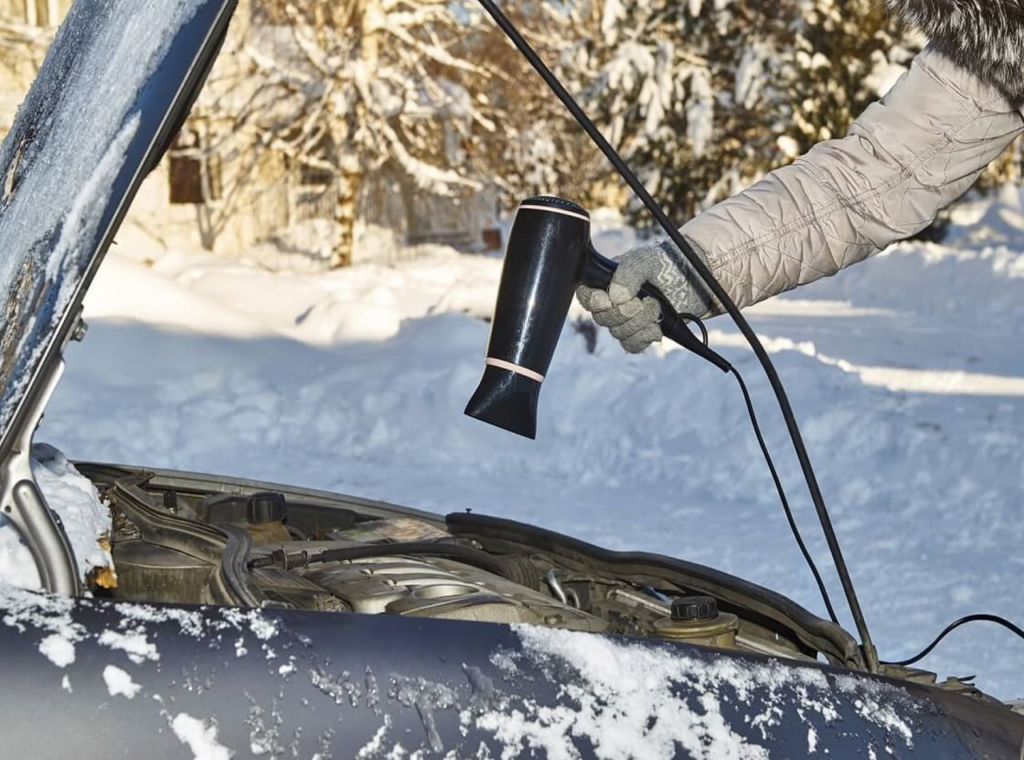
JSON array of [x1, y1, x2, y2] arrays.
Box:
[[475, 0, 879, 672]]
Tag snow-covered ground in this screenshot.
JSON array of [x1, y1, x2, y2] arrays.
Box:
[[31, 199, 1024, 699]]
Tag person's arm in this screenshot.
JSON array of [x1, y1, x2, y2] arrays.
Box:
[[579, 48, 1024, 352], [684, 46, 1023, 313]]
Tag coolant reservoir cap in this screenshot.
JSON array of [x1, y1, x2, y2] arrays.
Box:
[[671, 595, 719, 622]]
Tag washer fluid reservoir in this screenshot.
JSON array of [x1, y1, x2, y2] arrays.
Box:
[[654, 595, 739, 649]]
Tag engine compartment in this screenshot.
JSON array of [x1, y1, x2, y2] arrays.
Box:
[[80, 463, 855, 667], [71, 462, 1024, 712]]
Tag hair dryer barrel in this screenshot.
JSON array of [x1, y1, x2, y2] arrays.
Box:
[[465, 197, 591, 439]]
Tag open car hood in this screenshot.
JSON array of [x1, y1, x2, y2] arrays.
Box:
[[0, 0, 235, 591], [0, 0, 233, 459]]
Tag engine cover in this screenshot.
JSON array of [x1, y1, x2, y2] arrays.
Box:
[[302, 557, 604, 631]]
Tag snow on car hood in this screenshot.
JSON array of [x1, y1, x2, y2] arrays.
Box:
[[0, 0, 203, 455], [475, 624, 920, 759]]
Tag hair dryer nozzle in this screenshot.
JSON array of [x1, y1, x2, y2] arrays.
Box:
[[464, 365, 540, 440]]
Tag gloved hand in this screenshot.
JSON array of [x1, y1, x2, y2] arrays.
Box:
[[576, 239, 714, 353]]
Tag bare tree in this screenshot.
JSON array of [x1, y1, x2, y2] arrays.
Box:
[[189, 0, 519, 266], [174, 0, 620, 265]]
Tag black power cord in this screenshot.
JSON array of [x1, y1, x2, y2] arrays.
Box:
[[475, 0, 878, 670], [730, 366, 841, 626], [882, 614, 1024, 668], [677, 311, 840, 625]]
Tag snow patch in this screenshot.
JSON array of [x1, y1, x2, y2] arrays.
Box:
[[0, 525, 41, 590], [114, 602, 206, 638], [357, 716, 393, 759], [98, 628, 159, 664], [249, 615, 279, 641], [38, 632, 76, 667], [172, 713, 233, 760], [1, 586, 84, 667], [103, 664, 141, 699], [32, 445, 113, 578], [0, 446, 112, 591]]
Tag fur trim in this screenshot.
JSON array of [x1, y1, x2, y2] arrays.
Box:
[[883, 0, 1024, 102]]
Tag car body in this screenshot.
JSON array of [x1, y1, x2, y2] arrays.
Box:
[[0, 1, 1021, 757]]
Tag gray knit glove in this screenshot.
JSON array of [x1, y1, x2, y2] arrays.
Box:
[[576, 239, 714, 353]]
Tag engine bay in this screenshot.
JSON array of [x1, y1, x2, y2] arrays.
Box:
[[76, 464, 843, 660], [75, 462, 1006, 708]]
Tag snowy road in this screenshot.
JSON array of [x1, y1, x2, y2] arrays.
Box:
[[36, 212, 1024, 699]]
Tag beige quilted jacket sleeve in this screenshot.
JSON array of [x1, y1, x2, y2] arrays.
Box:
[[681, 47, 1024, 315]]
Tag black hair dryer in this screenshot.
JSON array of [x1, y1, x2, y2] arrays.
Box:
[[465, 196, 730, 439]]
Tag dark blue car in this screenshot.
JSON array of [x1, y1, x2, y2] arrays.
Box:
[[0, 1, 1020, 757]]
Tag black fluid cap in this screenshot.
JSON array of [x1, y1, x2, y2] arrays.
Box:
[[671, 595, 719, 622], [247, 492, 286, 524]]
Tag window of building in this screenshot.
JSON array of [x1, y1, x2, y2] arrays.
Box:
[[299, 162, 335, 188], [168, 129, 223, 205]]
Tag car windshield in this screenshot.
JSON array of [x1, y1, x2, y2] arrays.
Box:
[[0, 0, 204, 454]]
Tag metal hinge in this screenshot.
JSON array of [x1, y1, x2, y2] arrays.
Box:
[[0, 318, 83, 595]]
